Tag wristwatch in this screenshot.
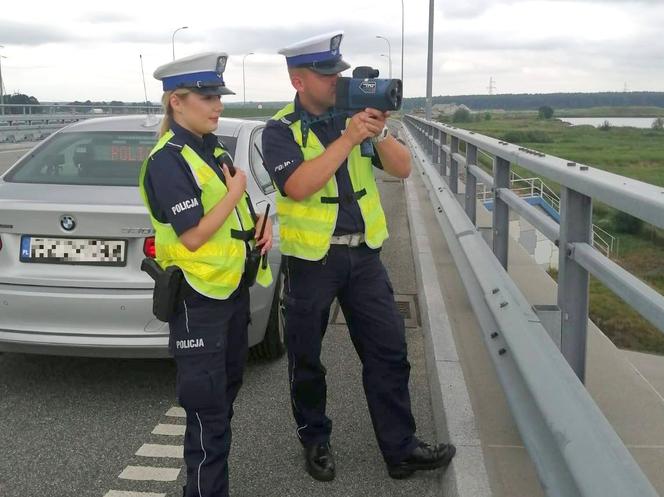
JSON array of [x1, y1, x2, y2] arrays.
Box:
[[371, 125, 390, 144]]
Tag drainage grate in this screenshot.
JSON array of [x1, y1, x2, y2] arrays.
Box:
[[330, 294, 420, 329]]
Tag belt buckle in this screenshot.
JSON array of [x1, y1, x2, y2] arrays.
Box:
[[348, 234, 362, 247]]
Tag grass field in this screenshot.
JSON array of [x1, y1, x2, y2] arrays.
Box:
[[451, 113, 664, 354]]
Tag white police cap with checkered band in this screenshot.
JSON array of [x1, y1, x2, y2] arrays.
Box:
[[153, 52, 235, 95], [278, 31, 350, 75]]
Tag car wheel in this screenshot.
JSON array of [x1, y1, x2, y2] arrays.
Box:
[[249, 271, 285, 360]]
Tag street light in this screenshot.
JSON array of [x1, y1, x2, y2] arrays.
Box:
[[376, 35, 392, 79], [242, 52, 254, 106], [426, 0, 434, 120], [0, 46, 6, 116], [171, 26, 188, 60], [400, 0, 405, 84], [380, 54, 390, 78]]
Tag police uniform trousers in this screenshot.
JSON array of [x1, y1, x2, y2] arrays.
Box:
[[168, 280, 250, 497], [283, 243, 419, 465]]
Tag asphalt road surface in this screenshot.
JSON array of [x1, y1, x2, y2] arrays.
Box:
[[0, 145, 442, 497]]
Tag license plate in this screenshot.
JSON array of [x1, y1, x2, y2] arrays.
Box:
[[20, 236, 127, 266]]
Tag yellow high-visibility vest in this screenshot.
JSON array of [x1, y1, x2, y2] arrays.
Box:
[[271, 103, 388, 261], [138, 129, 272, 299]]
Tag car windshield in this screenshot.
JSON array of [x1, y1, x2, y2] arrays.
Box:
[[4, 130, 237, 187]]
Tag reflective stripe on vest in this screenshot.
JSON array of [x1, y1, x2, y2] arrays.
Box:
[[138, 129, 272, 299], [271, 103, 388, 261]]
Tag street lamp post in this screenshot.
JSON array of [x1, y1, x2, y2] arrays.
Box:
[[171, 26, 188, 60], [426, 0, 434, 120], [380, 54, 391, 79], [376, 36, 392, 79], [0, 46, 6, 116], [401, 0, 404, 84], [242, 52, 254, 107]]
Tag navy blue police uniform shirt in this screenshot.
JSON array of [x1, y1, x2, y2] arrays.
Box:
[[144, 121, 231, 236], [261, 96, 382, 236]]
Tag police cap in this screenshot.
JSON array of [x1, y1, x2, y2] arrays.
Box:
[[153, 52, 235, 95], [278, 31, 350, 75]]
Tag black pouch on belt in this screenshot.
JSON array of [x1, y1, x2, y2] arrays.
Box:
[[141, 258, 191, 322]]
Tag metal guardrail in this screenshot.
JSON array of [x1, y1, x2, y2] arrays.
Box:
[[402, 115, 663, 497], [0, 104, 157, 142]]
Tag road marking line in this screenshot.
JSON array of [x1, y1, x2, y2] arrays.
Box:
[[104, 491, 166, 497], [136, 443, 183, 459], [118, 465, 180, 482], [165, 406, 186, 418], [152, 423, 185, 436], [0, 148, 30, 154]]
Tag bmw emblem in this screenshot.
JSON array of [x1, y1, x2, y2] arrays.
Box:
[[60, 215, 76, 232]]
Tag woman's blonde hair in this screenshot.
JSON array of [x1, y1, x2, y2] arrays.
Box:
[[158, 88, 191, 137]]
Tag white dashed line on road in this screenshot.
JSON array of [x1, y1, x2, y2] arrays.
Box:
[[136, 443, 183, 459], [118, 465, 180, 482], [165, 406, 186, 418], [104, 491, 166, 497], [152, 423, 186, 436]]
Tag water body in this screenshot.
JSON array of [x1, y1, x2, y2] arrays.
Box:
[[559, 117, 659, 129]]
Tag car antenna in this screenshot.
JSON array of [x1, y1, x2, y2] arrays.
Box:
[[139, 54, 159, 127]]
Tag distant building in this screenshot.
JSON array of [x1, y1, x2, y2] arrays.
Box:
[[432, 103, 471, 118]]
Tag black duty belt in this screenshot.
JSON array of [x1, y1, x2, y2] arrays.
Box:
[[321, 188, 367, 205]]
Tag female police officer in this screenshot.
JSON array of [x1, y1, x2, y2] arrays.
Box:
[[138, 52, 273, 497]]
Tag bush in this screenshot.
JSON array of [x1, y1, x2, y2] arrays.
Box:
[[598, 120, 611, 131], [452, 108, 472, 123], [612, 211, 643, 234], [501, 130, 553, 143], [652, 117, 664, 130], [484, 112, 492, 121], [538, 105, 554, 119]]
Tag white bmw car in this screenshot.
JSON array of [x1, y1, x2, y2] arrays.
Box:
[[0, 115, 284, 359]]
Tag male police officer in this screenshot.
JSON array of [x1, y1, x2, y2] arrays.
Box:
[[262, 31, 456, 481]]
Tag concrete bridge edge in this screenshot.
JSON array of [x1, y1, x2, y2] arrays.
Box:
[[403, 127, 494, 497]]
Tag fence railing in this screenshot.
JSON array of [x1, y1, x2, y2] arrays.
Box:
[[402, 114, 663, 497], [0, 104, 158, 143], [474, 161, 617, 257]]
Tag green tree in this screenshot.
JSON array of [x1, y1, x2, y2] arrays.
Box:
[[5, 93, 42, 114], [652, 117, 664, 130], [452, 107, 471, 123], [484, 112, 492, 121], [538, 105, 554, 119]]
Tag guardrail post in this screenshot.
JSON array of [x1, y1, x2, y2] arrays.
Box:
[[432, 127, 440, 164], [440, 130, 448, 176], [558, 187, 592, 382], [450, 136, 459, 194], [465, 144, 478, 225], [493, 157, 510, 269], [430, 125, 437, 159]]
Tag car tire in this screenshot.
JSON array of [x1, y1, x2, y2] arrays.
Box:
[[249, 271, 285, 360]]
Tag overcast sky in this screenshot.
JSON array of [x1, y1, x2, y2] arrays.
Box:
[[1, 0, 662, 103]]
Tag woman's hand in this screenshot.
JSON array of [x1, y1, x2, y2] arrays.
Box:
[[254, 214, 273, 255], [222, 164, 247, 202]]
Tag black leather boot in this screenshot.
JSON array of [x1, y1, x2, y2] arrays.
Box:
[[304, 442, 336, 481], [387, 441, 456, 479]]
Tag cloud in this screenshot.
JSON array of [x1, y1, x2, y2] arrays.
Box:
[[0, 20, 78, 46], [78, 12, 134, 23]]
